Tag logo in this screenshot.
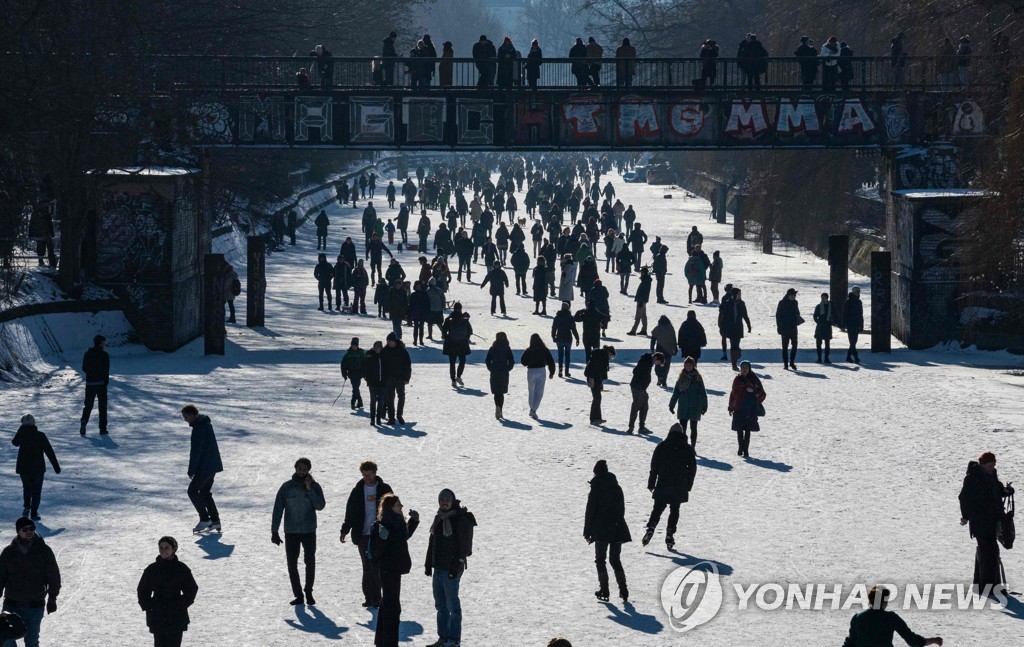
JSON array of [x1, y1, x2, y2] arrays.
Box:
[[661, 562, 723, 633]]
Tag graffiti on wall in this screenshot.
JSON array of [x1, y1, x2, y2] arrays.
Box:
[[952, 101, 985, 136], [240, 96, 287, 143], [294, 96, 333, 142], [96, 192, 170, 283], [893, 145, 960, 190], [561, 95, 605, 142], [187, 101, 234, 144], [515, 95, 552, 144]]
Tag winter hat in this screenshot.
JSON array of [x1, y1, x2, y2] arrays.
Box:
[[658, 315, 670, 325], [15, 517, 35, 532], [786, 288, 798, 296], [851, 285, 861, 293], [20, 414, 35, 425], [350, 337, 360, 347], [739, 360, 752, 369], [389, 31, 397, 39], [978, 452, 996, 465], [800, 36, 809, 43], [386, 332, 398, 343], [669, 422, 684, 435], [438, 488, 456, 502], [159, 535, 179, 552], [593, 459, 608, 475]]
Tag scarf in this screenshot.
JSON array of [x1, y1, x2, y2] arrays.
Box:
[[433, 509, 458, 537], [676, 369, 701, 393]]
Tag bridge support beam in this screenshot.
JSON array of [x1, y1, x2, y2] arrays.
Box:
[[870, 251, 892, 352]]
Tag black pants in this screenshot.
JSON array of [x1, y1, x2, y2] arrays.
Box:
[[655, 274, 666, 301], [973, 537, 1003, 592], [682, 419, 698, 446], [736, 428, 751, 454], [494, 392, 505, 408], [490, 294, 506, 315], [847, 331, 860, 361], [187, 472, 220, 523], [647, 498, 680, 534], [781, 334, 797, 365], [353, 289, 367, 314], [815, 338, 831, 360], [153, 631, 183, 647], [385, 383, 405, 420], [285, 532, 316, 597], [350, 376, 364, 407], [318, 285, 332, 309], [619, 272, 630, 293], [317, 234, 327, 249], [711, 282, 720, 302], [376, 568, 403, 646], [449, 355, 466, 381], [628, 387, 648, 429], [457, 257, 471, 280], [226, 300, 236, 322], [590, 379, 603, 421], [356, 534, 382, 605], [336, 288, 349, 308], [81, 384, 107, 432], [21, 473, 44, 515], [594, 541, 626, 593], [515, 273, 527, 294]]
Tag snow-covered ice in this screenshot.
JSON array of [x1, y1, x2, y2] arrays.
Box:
[[2, 170, 1022, 646]]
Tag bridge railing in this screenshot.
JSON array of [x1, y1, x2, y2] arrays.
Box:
[[132, 55, 1009, 92]]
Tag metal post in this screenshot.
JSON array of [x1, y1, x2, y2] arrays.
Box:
[[870, 251, 892, 352], [828, 235, 849, 326], [204, 253, 226, 355], [246, 237, 266, 328]]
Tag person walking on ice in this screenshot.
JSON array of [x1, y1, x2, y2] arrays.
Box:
[[641, 423, 697, 549], [136, 536, 199, 647], [585, 460, 631, 602], [182, 404, 223, 533], [271, 457, 326, 606]]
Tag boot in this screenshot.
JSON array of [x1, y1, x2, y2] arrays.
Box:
[[641, 527, 654, 546], [730, 349, 741, 371], [666, 532, 676, 550], [816, 350, 822, 363], [595, 570, 610, 602], [495, 405, 502, 420], [615, 572, 629, 602]]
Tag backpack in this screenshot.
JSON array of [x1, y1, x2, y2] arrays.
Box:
[[231, 277, 241, 296], [999, 493, 1015, 550], [365, 521, 385, 564]]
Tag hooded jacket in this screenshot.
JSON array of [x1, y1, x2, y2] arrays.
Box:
[[647, 427, 697, 504], [12, 425, 60, 476], [584, 472, 632, 543], [188, 415, 223, 476]]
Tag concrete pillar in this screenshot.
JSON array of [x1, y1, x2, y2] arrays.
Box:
[[204, 253, 226, 355], [733, 195, 745, 240], [716, 187, 728, 225], [246, 236, 266, 328], [828, 235, 849, 326], [870, 251, 892, 352]]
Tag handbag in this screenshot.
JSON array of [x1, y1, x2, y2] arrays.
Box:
[[998, 492, 1015, 550], [756, 402, 766, 417]]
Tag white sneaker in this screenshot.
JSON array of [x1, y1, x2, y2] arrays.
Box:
[[193, 520, 212, 533]]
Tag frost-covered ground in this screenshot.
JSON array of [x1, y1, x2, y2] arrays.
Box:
[[2, 170, 1023, 646]]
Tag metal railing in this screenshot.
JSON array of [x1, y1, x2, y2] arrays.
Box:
[[129, 55, 1011, 92]]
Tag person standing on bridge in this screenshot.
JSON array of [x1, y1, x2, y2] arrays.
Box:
[[615, 38, 636, 88], [956, 35, 972, 89], [440, 41, 455, 87], [569, 38, 588, 87], [820, 36, 840, 92], [473, 35, 497, 88], [775, 288, 803, 370], [586, 37, 604, 86], [890, 32, 907, 87], [382, 32, 398, 88], [310, 44, 333, 89], [497, 37, 519, 89], [937, 38, 957, 93], [526, 39, 543, 90], [738, 34, 768, 88], [699, 39, 719, 87], [838, 42, 854, 90], [795, 36, 818, 91]]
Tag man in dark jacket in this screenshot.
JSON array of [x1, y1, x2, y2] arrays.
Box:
[[628, 352, 663, 434], [315, 253, 334, 311], [480, 260, 509, 316], [182, 405, 224, 533], [643, 423, 697, 549], [136, 535, 198, 646], [628, 223, 648, 271], [272, 458, 326, 606], [382, 333, 412, 425], [510, 246, 531, 295], [584, 345, 615, 425], [341, 337, 365, 409], [628, 267, 652, 336], [333, 255, 352, 311], [12, 415, 60, 521], [455, 231, 475, 282], [552, 301, 580, 377], [310, 44, 333, 89], [843, 286, 864, 363], [339, 461, 393, 608], [959, 452, 1014, 595], [842, 586, 943, 647], [362, 341, 386, 425], [80, 334, 109, 435], [472, 35, 497, 87], [314, 209, 330, 250], [653, 245, 669, 304], [795, 36, 818, 90], [0, 517, 61, 646], [425, 489, 477, 647], [775, 288, 803, 370], [383, 32, 398, 87], [726, 287, 752, 370], [366, 233, 394, 288], [585, 460, 631, 602]]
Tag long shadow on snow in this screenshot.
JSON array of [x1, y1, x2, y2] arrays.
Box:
[[499, 418, 533, 430], [650, 549, 734, 576], [194, 533, 235, 559], [999, 593, 1024, 621], [603, 600, 664, 634], [375, 422, 427, 438], [743, 456, 793, 472], [285, 604, 348, 639], [696, 456, 733, 471]]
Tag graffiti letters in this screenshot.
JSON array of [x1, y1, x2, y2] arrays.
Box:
[[617, 98, 660, 142], [836, 99, 876, 136], [669, 103, 706, 138], [724, 100, 770, 137], [294, 97, 333, 142], [240, 96, 287, 143], [562, 96, 604, 140], [404, 98, 446, 143], [776, 100, 822, 136]]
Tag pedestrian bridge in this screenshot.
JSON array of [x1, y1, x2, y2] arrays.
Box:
[[90, 55, 1001, 150]]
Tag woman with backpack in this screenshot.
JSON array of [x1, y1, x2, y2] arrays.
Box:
[[372, 493, 419, 647], [728, 360, 766, 458]]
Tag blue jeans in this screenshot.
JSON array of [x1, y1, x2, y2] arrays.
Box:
[[556, 342, 572, 373], [432, 569, 462, 644], [2, 602, 44, 647]]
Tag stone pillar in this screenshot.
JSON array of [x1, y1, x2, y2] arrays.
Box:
[[870, 251, 892, 352], [828, 235, 849, 326], [716, 187, 728, 225], [204, 253, 226, 355], [246, 236, 266, 327], [397, 155, 408, 180], [733, 195, 745, 240]]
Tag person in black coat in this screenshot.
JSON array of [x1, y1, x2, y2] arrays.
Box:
[[653, 245, 669, 303], [408, 282, 430, 345], [382, 333, 412, 425], [310, 44, 333, 89], [774, 288, 803, 370], [333, 256, 352, 312], [0, 517, 61, 645], [584, 345, 615, 425], [137, 536, 198, 647], [479, 261, 509, 316], [472, 35, 497, 87], [314, 253, 334, 311], [584, 460, 631, 602], [725, 287, 752, 370], [314, 209, 330, 250], [339, 461, 393, 607], [628, 352, 663, 434], [442, 303, 474, 387], [677, 311, 707, 364], [373, 493, 420, 647], [531, 257, 549, 315], [628, 267, 652, 336], [642, 423, 697, 549], [842, 286, 864, 363], [80, 334, 109, 435], [12, 415, 60, 521], [382, 32, 398, 87], [812, 292, 833, 363], [424, 489, 476, 647], [485, 332, 515, 419], [511, 246, 531, 296], [959, 452, 1014, 595], [362, 342, 386, 426]]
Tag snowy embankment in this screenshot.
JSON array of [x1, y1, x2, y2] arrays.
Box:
[[0, 169, 1022, 646]]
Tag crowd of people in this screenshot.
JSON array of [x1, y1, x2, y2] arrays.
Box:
[[2, 153, 1014, 647], [293, 30, 1006, 91]]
